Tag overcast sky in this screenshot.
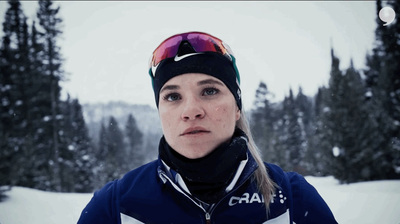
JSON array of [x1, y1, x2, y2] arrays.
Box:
[[0, 1, 379, 110]]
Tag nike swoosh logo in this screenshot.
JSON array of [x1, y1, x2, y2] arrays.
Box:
[[174, 53, 203, 62], [151, 63, 160, 76]]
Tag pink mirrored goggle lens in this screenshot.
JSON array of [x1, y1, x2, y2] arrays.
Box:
[[150, 32, 233, 70]]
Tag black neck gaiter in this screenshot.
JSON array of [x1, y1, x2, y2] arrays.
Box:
[[159, 128, 248, 204]]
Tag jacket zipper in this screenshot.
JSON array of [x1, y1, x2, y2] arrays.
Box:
[[203, 174, 252, 223], [159, 166, 254, 224], [161, 172, 216, 223], [159, 172, 208, 213], [205, 212, 211, 224]]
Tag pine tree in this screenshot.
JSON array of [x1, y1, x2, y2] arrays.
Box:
[[99, 116, 126, 182], [0, 0, 97, 193], [0, 0, 22, 196], [295, 87, 313, 135], [125, 114, 144, 169], [323, 50, 381, 182], [57, 96, 75, 192], [250, 82, 267, 151], [295, 87, 315, 175], [71, 99, 95, 192], [340, 61, 375, 182], [250, 82, 277, 163], [0, 1, 15, 189], [376, 0, 400, 178], [13, 15, 37, 189], [364, 0, 400, 179], [27, 20, 54, 190], [36, 0, 65, 191], [0, 0, 29, 189], [320, 48, 346, 181], [60, 97, 95, 192], [281, 89, 306, 174], [96, 122, 109, 186], [307, 87, 331, 176]]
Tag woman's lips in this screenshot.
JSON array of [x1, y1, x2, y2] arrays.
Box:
[[180, 127, 210, 136]]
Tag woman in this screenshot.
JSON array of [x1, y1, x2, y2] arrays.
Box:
[[78, 31, 337, 224]]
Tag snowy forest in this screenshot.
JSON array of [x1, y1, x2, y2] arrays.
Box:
[[0, 0, 399, 201]]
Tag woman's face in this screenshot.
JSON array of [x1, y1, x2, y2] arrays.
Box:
[[158, 73, 241, 159]]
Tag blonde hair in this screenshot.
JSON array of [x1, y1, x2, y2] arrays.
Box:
[[236, 108, 277, 212]]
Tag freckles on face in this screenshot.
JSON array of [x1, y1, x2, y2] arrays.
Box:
[[158, 73, 240, 159], [214, 107, 228, 125]]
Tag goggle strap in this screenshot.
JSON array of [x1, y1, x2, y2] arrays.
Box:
[[231, 55, 240, 84]]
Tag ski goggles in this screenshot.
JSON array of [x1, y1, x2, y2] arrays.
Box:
[[149, 31, 235, 77]]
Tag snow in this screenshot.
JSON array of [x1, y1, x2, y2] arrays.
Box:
[[0, 176, 399, 224], [332, 146, 341, 157], [306, 176, 400, 224], [0, 187, 92, 224]]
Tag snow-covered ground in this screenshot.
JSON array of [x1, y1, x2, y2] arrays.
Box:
[[0, 176, 399, 224]]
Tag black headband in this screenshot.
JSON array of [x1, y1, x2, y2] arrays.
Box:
[[152, 51, 242, 110]]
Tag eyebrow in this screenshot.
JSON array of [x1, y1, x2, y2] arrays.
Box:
[[160, 78, 225, 94], [160, 85, 179, 94], [197, 78, 225, 87]]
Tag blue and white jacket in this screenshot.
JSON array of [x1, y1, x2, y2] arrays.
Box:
[[78, 152, 337, 224]]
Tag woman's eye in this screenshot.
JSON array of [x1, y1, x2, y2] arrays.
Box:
[[203, 88, 219, 96], [164, 93, 181, 102]]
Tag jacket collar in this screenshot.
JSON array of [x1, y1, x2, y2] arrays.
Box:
[[157, 149, 259, 195]]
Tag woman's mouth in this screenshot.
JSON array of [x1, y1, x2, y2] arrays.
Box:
[[181, 127, 210, 136]]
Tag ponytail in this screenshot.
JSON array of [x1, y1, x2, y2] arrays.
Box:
[[236, 109, 277, 212]]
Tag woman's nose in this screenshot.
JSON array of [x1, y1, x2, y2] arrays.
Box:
[[181, 97, 205, 121]]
